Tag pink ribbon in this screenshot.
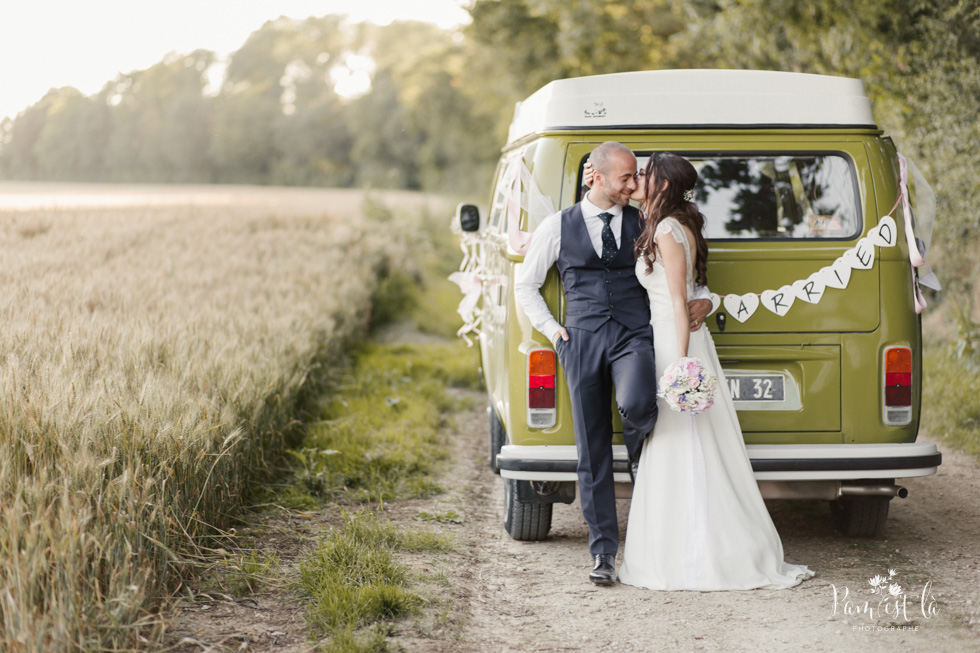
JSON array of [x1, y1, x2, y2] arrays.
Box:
[[884, 155, 934, 314]]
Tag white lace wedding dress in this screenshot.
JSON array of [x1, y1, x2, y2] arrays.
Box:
[[619, 217, 814, 591]]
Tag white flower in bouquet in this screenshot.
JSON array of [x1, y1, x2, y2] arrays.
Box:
[[657, 356, 718, 415]]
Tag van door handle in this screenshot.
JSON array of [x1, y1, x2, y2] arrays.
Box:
[[716, 312, 727, 332]]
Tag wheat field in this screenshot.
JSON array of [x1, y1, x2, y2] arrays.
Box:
[[0, 183, 448, 650]]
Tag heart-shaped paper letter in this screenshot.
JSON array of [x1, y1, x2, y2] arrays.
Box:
[[792, 276, 825, 304], [723, 292, 759, 323], [761, 286, 796, 316], [708, 293, 721, 316], [819, 258, 852, 289], [869, 215, 897, 248], [844, 238, 875, 270]]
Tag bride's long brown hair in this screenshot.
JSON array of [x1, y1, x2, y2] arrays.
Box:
[[634, 152, 709, 287]]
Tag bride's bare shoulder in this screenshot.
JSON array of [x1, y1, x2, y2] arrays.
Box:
[[654, 217, 691, 244]]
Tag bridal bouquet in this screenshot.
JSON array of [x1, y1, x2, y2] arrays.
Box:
[[657, 357, 718, 415]]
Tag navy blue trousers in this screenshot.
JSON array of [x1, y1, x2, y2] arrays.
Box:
[[555, 319, 659, 556]]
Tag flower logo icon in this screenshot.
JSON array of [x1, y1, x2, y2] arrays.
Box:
[[869, 568, 901, 595]]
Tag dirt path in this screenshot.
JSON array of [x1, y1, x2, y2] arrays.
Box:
[[447, 398, 980, 653], [169, 392, 980, 652]]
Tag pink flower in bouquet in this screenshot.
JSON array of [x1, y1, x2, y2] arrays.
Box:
[[657, 357, 718, 415]]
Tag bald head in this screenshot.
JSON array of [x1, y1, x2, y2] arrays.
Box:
[[591, 142, 635, 175], [588, 142, 637, 209]]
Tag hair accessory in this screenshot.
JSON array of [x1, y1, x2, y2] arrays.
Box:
[[683, 189, 694, 202]]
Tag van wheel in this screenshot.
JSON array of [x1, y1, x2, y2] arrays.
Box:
[[504, 479, 552, 541], [489, 405, 506, 475], [830, 496, 891, 537]]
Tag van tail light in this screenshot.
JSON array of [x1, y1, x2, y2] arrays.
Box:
[[527, 348, 557, 428], [883, 345, 913, 426]]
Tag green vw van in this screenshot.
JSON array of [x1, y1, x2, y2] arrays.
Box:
[[455, 70, 940, 539]]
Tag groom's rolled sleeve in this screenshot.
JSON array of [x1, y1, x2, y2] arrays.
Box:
[[692, 285, 712, 300], [514, 212, 562, 343]]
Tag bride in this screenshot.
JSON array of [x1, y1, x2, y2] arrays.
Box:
[[618, 152, 814, 591]]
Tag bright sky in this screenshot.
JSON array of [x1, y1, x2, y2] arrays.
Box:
[[0, 0, 471, 121]]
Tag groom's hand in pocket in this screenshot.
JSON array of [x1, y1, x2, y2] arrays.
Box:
[[552, 327, 569, 347]]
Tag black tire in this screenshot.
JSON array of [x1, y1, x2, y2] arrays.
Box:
[[488, 404, 506, 474], [503, 478, 553, 541], [830, 495, 891, 537]]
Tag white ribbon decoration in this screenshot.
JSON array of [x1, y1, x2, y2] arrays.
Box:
[[448, 222, 487, 346], [449, 157, 557, 344], [499, 156, 556, 255]]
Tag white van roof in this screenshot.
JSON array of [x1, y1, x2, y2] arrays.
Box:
[[507, 69, 876, 144]]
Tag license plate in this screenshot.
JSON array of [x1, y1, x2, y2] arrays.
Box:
[[727, 374, 785, 402]]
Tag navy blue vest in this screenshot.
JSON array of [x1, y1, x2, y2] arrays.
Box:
[[557, 203, 650, 332]]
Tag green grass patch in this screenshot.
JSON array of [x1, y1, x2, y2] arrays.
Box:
[[297, 510, 452, 648], [922, 343, 980, 457], [292, 341, 480, 503], [219, 548, 282, 596], [414, 511, 463, 524]]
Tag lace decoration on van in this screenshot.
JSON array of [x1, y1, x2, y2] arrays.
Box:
[[450, 157, 556, 345], [448, 225, 486, 347]]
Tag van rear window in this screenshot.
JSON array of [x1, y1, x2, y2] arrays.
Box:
[[629, 153, 862, 240]]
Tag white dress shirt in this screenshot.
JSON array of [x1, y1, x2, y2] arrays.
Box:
[[514, 194, 711, 342]]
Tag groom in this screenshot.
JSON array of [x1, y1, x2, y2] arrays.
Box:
[[515, 141, 711, 585]]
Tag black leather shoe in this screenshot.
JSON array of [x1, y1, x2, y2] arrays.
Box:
[[589, 554, 617, 585]]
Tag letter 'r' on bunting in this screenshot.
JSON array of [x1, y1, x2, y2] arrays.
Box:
[[761, 286, 795, 316], [792, 277, 824, 304]]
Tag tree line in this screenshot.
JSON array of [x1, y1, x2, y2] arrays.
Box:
[[0, 16, 503, 191], [1, 0, 977, 311]]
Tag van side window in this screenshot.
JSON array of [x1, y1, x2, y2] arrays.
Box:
[[488, 154, 521, 234], [598, 153, 861, 240], [487, 174, 507, 233]]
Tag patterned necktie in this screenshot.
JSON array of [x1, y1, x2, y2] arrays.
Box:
[[598, 212, 618, 264]]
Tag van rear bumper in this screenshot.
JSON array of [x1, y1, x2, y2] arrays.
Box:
[[497, 441, 942, 484]]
